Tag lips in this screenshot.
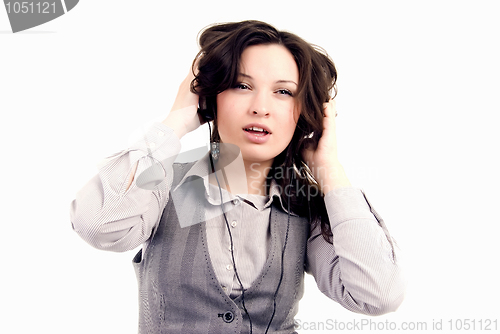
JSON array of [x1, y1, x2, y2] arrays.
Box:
[[242, 124, 272, 135], [242, 123, 271, 143]]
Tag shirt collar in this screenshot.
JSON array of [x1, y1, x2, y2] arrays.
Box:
[[173, 154, 297, 216]]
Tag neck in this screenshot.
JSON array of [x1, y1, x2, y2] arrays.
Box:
[[244, 160, 272, 196], [207, 143, 273, 196], [208, 159, 272, 197]]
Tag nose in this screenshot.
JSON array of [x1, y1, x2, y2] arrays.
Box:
[[250, 91, 270, 117]]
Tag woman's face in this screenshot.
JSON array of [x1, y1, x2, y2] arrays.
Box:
[[216, 44, 300, 168]]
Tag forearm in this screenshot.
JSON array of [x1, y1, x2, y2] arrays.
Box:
[[70, 123, 181, 251], [307, 187, 406, 315], [72, 62, 200, 251]]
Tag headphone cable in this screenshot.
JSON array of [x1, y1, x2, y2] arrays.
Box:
[[207, 122, 253, 334]]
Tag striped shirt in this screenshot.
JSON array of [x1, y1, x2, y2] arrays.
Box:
[[70, 122, 406, 314]]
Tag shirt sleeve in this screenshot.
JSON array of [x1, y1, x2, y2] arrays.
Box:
[[70, 122, 181, 252], [305, 187, 406, 315]]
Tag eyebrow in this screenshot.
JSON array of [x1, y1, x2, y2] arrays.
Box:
[[239, 73, 298, 86]]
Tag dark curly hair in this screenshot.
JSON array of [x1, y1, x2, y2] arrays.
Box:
[[191, 20, 337, 243]]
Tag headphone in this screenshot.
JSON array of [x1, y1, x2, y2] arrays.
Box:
[[206, 121, 292, 334]]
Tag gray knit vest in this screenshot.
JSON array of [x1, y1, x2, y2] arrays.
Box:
[[133, 162, 309, 334]]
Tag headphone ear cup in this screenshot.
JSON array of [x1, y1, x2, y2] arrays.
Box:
[[198, 108, 214, 122], [198, 97, 214, 122]]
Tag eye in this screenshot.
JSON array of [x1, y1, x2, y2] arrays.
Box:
[[235, 83, 250, 90], [276, 89, 293, 96]]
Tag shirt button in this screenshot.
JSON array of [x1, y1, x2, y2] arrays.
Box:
[[148, 142, 156, 149], [226, 264, 233, 271], [157, 131, 164, 137], [221, 285, 227, 292], [223, 311, 234, 323], [219, 311, 234, 323], [230, 220, 237, 228], [232, 198, 240, 205]]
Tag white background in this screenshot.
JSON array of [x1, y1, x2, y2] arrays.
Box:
[[1, 1, 499, 333]]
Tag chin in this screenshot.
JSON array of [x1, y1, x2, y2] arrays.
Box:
[[240, 150, 275, 166]]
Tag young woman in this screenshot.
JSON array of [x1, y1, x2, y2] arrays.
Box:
[[71, 20, 405, 334]]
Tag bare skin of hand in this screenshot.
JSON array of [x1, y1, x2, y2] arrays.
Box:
[[302, 99, 351, 192], [127, 62, 202, 191], [162, 60, 203, 139]]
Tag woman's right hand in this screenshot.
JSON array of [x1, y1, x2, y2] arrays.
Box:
[[162, 61, 202, 139]]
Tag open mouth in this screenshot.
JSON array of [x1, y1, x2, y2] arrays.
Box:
[[243, 126, 270, 136]]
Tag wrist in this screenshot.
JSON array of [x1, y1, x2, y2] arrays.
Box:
[[161, 105, 199, 139], [312, 161, 351, 193], [161, 116, 187, 139]]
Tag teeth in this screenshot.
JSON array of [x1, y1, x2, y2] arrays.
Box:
[[245, 126, 268, 133]]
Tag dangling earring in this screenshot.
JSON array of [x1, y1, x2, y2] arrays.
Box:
[[208, 121, 220, 161], [211, 141, 220, 161], [207, 121, 220, 161]]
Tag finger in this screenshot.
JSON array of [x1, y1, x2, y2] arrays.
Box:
[[331, 99, 338, 117], [323, 99, 337, 118], [322, 101, 337, 129], [321, 100, 337, 138]]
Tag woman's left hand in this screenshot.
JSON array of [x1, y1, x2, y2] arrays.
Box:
[[301, 99, 351, 192]]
